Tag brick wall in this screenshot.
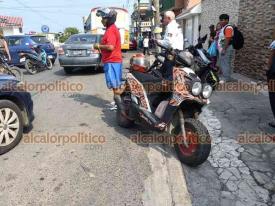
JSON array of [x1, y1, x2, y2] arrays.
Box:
[[200, 0, 240, 42], [234, 0, 275, 80]]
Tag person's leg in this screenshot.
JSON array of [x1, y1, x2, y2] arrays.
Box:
[[223, 46, 233, 81], [107, 63, 127, 116], [103, 63, 113, 89], [143, 47, 146, 55]]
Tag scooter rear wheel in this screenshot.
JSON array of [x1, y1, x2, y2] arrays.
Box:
[[9, 66, 23, 82], [116, 108, 134, 128], [25, 59, 37, 75], [116, 94, 135, 128], [46, 57, 53, 70]]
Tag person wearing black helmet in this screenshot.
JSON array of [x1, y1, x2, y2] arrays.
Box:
[[94, 8, 126, 115], [33, 45, 46, 64]]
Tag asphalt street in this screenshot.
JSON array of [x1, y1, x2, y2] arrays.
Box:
[[0, 51, 274, 206]]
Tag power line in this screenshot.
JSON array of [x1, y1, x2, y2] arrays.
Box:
[[13, 0, 66, 28], [1, 0, 126, 9], [0, 7, 83, 16]]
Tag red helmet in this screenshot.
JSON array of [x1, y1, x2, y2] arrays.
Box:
[[130, 54, 150, 73]]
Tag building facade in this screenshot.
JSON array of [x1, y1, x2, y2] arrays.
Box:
[[200, 0, 240, 43], [131, 1, 154, 37], [201, 0, 274, 80], [160, 0, 185, 15], [0, 15, 23, 36], [176, 0, 201, 46], [234, 0, 275, 79]]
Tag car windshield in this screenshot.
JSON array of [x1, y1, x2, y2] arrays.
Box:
[[30, 36, 50, 44], [65, 35, 97, 44]]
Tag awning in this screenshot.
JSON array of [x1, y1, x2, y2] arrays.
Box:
[[176, 3, 201, 20], [0, 15, 23, 28]]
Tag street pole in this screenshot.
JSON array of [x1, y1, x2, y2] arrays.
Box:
[[152, 0, 161, 53], [153, 0, 161, 28], [137, 0, 141, 38]]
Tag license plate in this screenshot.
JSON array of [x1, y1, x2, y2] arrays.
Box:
[[90, 54, 99, 58], [73, 50, 83, 55], [48, 55, 53, 59], [20, 57, 26, 62]]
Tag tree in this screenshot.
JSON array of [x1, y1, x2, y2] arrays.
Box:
[[64, 27, 79, 36], [59, 27, 79, 43]]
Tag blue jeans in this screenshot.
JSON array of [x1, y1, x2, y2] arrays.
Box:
[[219, 45, 233, 81]]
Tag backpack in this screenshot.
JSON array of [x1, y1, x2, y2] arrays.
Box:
[[224, 25, 244, 50]]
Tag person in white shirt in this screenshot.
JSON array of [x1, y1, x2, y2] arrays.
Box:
[[157, 11, 183, 51], [143, 36, 149, 55], [157, 11, 184, 80]]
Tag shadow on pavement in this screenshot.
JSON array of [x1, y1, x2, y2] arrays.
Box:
[[54, 67, 103, 77], [67, 93, 177, 160]]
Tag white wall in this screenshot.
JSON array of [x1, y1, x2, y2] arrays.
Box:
[[3, 27, 22, 36], [183, 14, 201, 47]]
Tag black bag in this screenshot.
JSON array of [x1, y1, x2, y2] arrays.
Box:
[[224, 25, 244, 50]]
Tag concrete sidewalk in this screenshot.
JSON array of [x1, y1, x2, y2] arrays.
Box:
[[184, 72, 275, 206]]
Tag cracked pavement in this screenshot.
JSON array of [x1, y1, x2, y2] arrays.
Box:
[[183, 78, 275, 206]]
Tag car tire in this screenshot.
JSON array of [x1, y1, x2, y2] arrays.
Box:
[[0, 100, 24, 155], [64, 67, 73, 74]]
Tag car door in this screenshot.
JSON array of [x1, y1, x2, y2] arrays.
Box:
[[6, 36, 25, 65]]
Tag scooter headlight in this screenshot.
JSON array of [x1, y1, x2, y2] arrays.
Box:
[[202, 84, 213, 99], [192, 82, 202, 96]]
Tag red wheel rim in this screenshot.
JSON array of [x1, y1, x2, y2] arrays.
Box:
[[178, 129, 199, 156]]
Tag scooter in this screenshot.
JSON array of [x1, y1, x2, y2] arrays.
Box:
[[19, 45, 53, 75], [116, 42, 212, 167], [185, 25, 219, 89], [150, 26, 219, 89]]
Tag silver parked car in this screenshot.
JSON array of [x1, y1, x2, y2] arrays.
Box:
[[58, 34, 103, 74]]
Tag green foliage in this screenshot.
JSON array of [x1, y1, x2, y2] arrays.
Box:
[[59, 27, 79, 43]]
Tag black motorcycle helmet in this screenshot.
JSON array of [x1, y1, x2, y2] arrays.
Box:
[[33, 45, 42, 53], [96, 7, 117, 26]]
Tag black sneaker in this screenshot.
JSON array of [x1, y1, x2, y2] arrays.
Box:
[[268, 121, 275, 128]]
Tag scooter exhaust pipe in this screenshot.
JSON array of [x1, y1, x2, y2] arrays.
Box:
[[131, 103, 160, 125]]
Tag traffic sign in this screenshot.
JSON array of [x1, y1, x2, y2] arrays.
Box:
[[41, 25, 49, 33]]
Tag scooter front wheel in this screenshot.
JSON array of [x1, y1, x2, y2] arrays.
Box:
[[174, 118, 211, 167]]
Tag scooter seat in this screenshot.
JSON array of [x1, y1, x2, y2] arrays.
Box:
[[132, 71, 163, 84]]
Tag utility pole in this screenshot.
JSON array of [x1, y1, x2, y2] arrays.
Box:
[[153, 0, 161, 28], [152, 0, 161, 53], [137, 0, 141, 38]]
